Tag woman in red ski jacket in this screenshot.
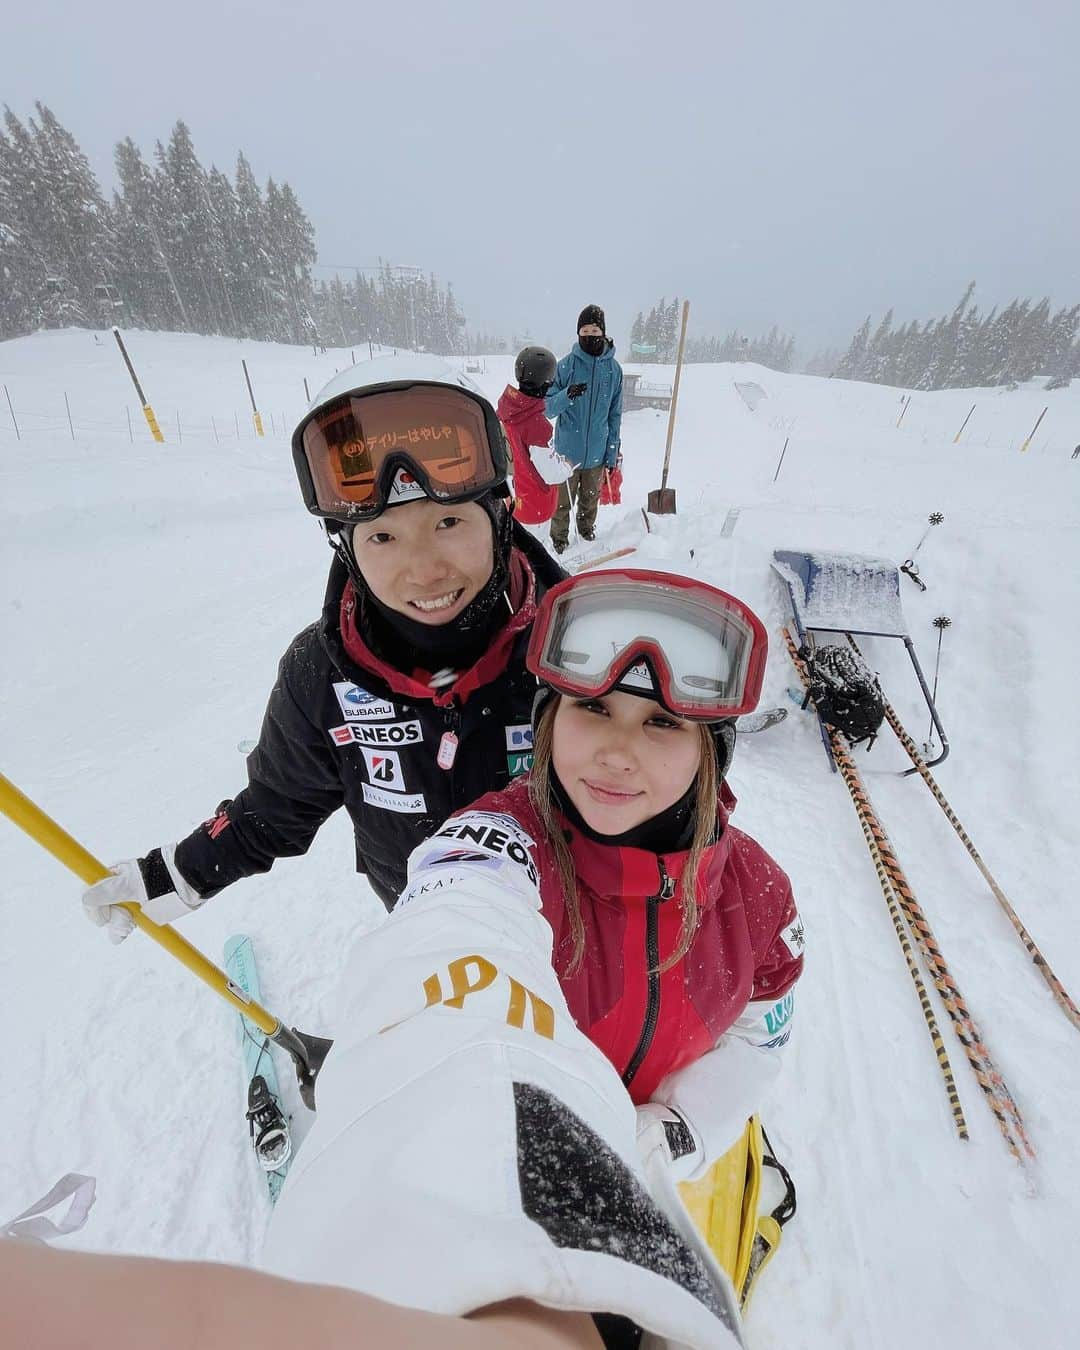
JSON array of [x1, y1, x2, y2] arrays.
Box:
[[497, 346, 567, 526], [403, 567, 804, 1181]]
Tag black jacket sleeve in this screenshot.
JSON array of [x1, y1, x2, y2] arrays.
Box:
[[174, 633, 345, 898]]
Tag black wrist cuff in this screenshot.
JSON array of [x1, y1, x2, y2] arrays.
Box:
[[137, 849, 178, 901], [662, 1111, 696, 1161]]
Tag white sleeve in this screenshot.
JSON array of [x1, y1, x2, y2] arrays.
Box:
[[655, 991, 796, 1181], [261, 810, 745, 1349]]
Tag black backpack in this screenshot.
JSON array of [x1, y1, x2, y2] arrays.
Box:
[[800, 643, 885, 747]]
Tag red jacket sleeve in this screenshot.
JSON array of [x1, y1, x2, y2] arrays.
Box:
[[750, 873, 804, 1003], [524, 405, 553, 449], [724, 827, 804, 1004]]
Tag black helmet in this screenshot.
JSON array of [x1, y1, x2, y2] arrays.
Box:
[[515, 345, 557, 394]]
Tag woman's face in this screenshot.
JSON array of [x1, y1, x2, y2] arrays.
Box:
[[350, 499, 494, 624], [551, 689, 701, 835]]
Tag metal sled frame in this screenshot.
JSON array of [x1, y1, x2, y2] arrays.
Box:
[[772, 549, 950, 774]]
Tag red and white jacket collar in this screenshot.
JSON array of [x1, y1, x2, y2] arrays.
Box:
[[561, 781, 738, 908], [338, 549, 537, 709]]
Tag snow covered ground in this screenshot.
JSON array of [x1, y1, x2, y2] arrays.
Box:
[[2, 329, 1078, 1348]]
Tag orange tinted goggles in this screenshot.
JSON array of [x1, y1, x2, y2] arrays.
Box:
[[293, 383, 506, 520]]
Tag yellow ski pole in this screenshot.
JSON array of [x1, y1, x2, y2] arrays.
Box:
[[0, 772, 330, 1107]]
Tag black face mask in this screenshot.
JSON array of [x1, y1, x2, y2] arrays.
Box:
[[519, 380, 552, 399], [580, 335, 606, 357]]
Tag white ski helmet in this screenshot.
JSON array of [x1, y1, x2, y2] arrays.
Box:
[[304, 352, 487, 411], [292, 353, 508, 523]]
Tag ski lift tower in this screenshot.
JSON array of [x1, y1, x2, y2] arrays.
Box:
[[392, 264, 424, 351], [92, 281, 126, 326]]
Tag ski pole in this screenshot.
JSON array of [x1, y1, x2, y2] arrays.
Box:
[[0, 773, 331, 1108], [926, 616, 951, 749], [914, 511, 944, 553], [783, 635, 968, 1142], [785, 633, 1033, 1164], [843, 777, 969, 1141], [867, 809, 1034, 1163], [848, 761, 1031, 1162], [877, 692, 1080, 1036]]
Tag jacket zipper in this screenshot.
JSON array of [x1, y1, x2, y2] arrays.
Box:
[[583, 351, 599, 466], [621, 858, 676, 1090]]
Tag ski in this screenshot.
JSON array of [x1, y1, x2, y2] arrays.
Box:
[[570, 544, 637, 573], [223, 935, 293, 1203]]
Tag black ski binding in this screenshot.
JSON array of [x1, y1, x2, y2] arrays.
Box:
[[247, 1074, 292, 1172]]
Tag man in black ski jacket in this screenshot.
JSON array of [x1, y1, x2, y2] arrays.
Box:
[[81, 356, 565, 937], [176, 529, 560, 910]]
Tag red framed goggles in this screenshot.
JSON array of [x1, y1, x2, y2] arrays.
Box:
[[527, 569, 767, 719], [292, 380, 508, 521]]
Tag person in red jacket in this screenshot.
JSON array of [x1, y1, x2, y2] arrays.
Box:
[[404, 566, 804, 1182], [497, 346, 569, 527]]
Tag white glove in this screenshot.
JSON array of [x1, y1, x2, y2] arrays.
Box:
[[529, 445, 572, 486], [635, 1102, 705, 1183], [82, 846, 204, 944]]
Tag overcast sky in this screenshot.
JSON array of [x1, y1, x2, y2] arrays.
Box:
[[4, 0, 1078, 355]]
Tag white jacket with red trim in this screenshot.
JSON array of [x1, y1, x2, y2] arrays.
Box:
[[262, 830, 746, 1349], [419, 779, 804, 1175]]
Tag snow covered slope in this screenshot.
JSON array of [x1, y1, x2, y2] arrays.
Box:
[[2, 329, 1078, 1348]]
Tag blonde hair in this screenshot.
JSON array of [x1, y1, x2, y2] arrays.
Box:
[[528, 694, 719, 976]]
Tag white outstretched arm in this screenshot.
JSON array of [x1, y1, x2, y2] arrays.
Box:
[[262, 811, 745, 1349]]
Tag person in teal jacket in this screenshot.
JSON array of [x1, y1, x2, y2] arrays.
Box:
[[544, 304, 623, 553]]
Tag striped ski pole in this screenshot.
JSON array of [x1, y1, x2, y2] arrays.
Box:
[[784, 634, 967, 1138], [808, 635, 1034, 1162], [795, 637, 1031, 1162], [849, 769, 1033, 1162], [848, 638, 1080, 1035], [851, 806, 968, 1139], [846, 791, 969, 1139], [785, 631, 1033, 1162]]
